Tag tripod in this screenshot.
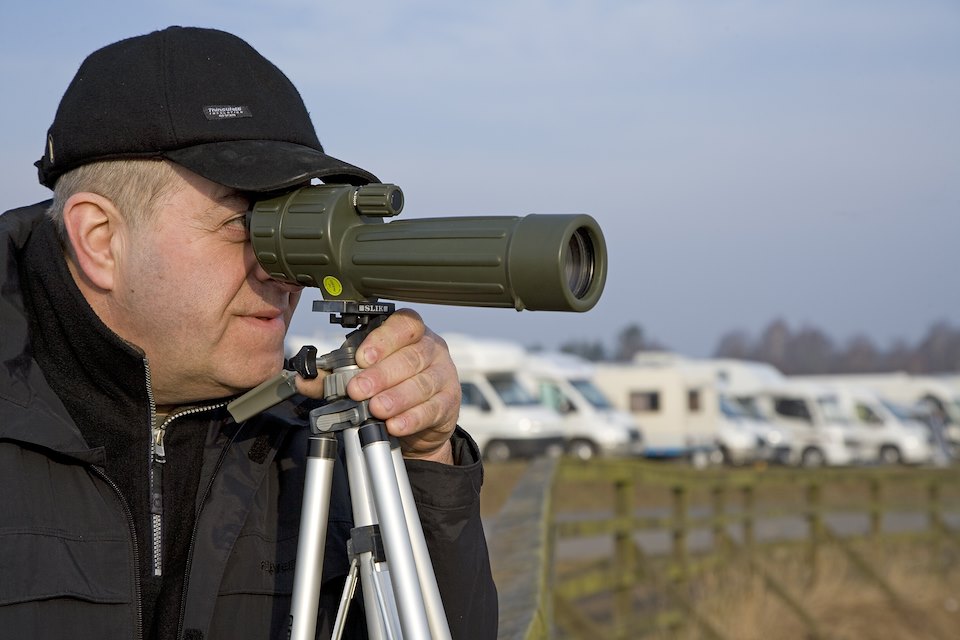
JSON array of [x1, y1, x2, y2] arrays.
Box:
[[228, 301, 451, 640]]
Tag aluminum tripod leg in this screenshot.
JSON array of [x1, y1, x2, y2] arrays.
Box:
[[391, 446, 451, 640], [342, 425, 397, 640], [287, 433, 338, 640], [358, 423, 433, 639]]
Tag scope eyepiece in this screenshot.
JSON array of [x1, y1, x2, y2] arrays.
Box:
[[354, 184, 404, 217]]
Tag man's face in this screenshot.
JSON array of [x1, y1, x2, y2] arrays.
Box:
[[110, 166, 303, 406]]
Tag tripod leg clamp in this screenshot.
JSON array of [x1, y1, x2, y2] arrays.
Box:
[[347, 525, 386, 563]]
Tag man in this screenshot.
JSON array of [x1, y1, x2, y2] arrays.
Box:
[[0, 26, 497, 639]]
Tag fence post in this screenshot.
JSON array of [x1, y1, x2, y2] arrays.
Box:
[[741, 485, 755, 554], [869, 477, 882, 557], [614, 473, 635, 639], [489, 456, 559, 639], [928, 480, 944, 576], [712, 484, 728, 558], [672, 484, 689, 582], [806, 481, 822, 585]]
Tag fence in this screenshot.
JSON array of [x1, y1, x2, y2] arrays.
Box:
[[488, 457, 960, 639]]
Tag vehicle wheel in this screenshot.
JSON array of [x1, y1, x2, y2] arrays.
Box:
[[567, 439, 598, 461], [690, 449, 710, 469], [879, 445, 902, 465], [483, 441, 511, 463], [719, 446, 735, 466], [801, 447, 825, 468]]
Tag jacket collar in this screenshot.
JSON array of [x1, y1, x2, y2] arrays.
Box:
[[0, 201, 149, 461]]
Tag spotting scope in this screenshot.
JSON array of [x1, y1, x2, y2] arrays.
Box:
[[249, 183, 607, 312]]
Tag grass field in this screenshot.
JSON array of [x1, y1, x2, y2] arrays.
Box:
[[481, 460, 960, 639], [650, 543, 960, 640]]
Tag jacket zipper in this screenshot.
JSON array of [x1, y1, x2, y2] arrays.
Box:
[[91, 466, 145, 640], [176, 425, 241, 638], [145, 361, 162, 578], [144, 356, 228, 579]]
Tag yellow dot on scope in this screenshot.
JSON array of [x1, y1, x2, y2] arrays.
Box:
[[322, 276, 343, 296]]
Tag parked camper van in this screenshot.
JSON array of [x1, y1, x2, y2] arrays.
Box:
[[793, 373, 960, 460], [747, 381, 864, 467], [517, 351, 644, 460], [444, 334, 565, 462], [676, 358, 793, 466], [827, 384, 933, 465], [592, 353, 721, 465]]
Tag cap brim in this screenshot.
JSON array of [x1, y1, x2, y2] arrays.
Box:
[[165, 140, 379, 192]]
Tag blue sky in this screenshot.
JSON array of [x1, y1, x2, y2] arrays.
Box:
[[3, 1, 958, 356]]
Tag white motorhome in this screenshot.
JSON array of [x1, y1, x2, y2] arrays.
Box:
[[591, 353, 721, 465], [825, 384, 934, 465], [793, 373, 960, 459], [444, 334, 565, 462], [678, 358, 793, 466], [747, 380, 864, 467], [516, 351, 644, 460]]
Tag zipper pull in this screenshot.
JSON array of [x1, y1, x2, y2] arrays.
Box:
[[153, 424, 167, 464]]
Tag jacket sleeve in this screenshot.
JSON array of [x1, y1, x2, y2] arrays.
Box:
[[404, 427, 498, 639]]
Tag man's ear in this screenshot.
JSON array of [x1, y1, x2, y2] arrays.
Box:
[[62, 192, 125, 292]]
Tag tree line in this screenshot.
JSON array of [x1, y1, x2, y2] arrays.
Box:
[[558, 319, 960, 375]]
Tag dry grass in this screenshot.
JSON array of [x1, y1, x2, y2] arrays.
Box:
[[646, 543, 960, 640], [481, 460, 960, 639]]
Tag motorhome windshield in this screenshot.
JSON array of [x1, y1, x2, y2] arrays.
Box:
[[719, 395, 750, 419], [487, 373, 540, 406], [570, 379, 614, 409], [881, 399, 912, 421], [735, 396, 770, 421], [817, 395, 850, 424]]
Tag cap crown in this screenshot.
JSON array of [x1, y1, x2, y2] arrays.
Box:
[[37, 26, 325, 188]]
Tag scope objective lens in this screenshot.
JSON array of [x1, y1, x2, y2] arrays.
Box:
[[565, 228, 595, 299]]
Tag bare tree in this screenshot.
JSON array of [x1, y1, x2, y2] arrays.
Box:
[[559, 339, 607, 362], [710, 319, 960, 374]]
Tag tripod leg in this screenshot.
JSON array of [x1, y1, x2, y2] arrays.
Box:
[[391, 445, 452, 640], [287, 434, 338, 640], [359, 423, 432, 639], [344, 427, 397, 640]]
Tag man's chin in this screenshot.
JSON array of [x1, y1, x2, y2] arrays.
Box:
[[224, 355, 288, 392]]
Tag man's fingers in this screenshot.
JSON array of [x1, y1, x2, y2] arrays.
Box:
[[355, 308, 425, 369]]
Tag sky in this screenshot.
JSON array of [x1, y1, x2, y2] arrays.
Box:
[[2, 1, 958, 357]]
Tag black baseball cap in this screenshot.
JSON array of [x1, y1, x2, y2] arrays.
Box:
[[36, 26, 379, 191]]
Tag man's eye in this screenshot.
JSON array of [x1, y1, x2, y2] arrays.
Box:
[[224, 215, 250, 237]]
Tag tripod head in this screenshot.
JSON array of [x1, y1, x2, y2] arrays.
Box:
[[226, 301, 396, 423]]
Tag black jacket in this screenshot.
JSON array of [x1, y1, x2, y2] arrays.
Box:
[[0, 202, 498, 639]]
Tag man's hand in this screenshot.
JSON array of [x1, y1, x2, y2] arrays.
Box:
[[295, 309, 459, 464]]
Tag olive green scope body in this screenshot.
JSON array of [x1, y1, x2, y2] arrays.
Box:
[[249, 184, 607, 312]]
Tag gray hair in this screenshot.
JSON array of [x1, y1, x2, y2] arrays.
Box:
[[47, 158, 180, 238]]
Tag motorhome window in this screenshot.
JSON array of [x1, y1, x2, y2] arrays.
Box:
[[881, 399, 912, 421], [855, 403, 884, 425], [773, 397, 812, 422], [460, 382, 491, 411], [487, 373, 539, 406], [687, 390, 701, 412], [817, 395, 849, 424], [630, 391, 660, 412], [540, 381, 575, 413], [735, 396, 769, 421], [720, 395, 748, 419], [570, 379, 614, 409]]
